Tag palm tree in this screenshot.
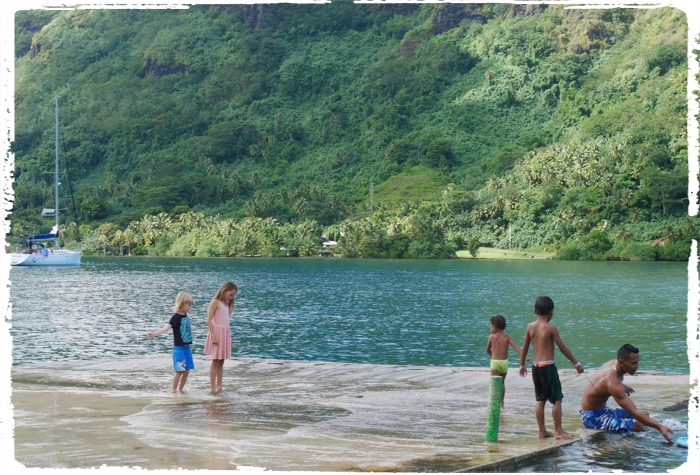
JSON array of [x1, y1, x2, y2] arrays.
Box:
[[619, 188, 634, 207], [123, 177, 137, 198], [112, 229, 125, 256], [293, 198, 309, 214], [279, 188, 290, 204], [681, 217, 696, 238], [329, 196, 345, 215], [123, 224, 138, 254], [614, 225, 630, 244], [199, 156, 216, 176], [245, 200, 262, 218]]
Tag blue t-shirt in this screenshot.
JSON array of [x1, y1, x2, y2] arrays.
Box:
[[169, 313, 192, 347]]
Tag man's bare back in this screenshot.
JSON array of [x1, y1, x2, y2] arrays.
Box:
[[581, 360, 623, 411]]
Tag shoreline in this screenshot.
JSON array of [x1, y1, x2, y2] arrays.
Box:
[[8, 356, 691, 472]]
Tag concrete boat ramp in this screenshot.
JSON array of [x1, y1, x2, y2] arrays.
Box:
[[9, 357, 691, 472]]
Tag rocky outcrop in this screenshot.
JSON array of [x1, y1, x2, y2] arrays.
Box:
[[511, 3, 548, 17], [30, 43, 41, 59], [242, 4, 283, 30], [142, 57, 187, 77], [431, 4, 487, 34]]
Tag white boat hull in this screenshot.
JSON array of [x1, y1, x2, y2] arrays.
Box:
[[11, 250, 82, 267]]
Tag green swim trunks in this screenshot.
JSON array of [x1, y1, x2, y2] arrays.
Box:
[[490, 359, 509, 374]]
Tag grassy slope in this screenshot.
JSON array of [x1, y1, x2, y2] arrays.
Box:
[[456, 247, 554, 259]]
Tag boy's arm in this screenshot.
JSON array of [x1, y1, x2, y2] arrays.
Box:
[[147, 323, 172, 338], [486, 335, 493, 356], [509, 335, 530, 361], [552, 327, 584, 373], [519, 330, 531, 376]]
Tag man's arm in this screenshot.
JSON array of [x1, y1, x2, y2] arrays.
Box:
[[610, 381, 674, 442]]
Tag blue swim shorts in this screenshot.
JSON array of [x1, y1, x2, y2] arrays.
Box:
[[580, 407, 635, 431], [172, 345, 194, 372]]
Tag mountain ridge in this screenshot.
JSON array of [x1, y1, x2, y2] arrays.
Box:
[[9, 2, 696, 260]]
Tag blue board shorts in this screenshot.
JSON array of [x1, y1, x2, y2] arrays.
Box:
[[172, 346, 194, 372], [580, 407, 635, 431]]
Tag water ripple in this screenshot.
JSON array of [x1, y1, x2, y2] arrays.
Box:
[[9, 257, 689, 373]]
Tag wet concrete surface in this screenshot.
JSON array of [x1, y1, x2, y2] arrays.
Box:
[[8, 356, 692, 471]]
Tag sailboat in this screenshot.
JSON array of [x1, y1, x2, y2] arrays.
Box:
[[11, 97, 82, 267]]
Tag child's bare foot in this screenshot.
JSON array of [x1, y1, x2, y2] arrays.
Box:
[[554, 430, 573, 439], [538, 430, 554, 438]]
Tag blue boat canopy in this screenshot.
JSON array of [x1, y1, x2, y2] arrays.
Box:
[[25, 232, 58, 242], [21, 227, 58, 245]]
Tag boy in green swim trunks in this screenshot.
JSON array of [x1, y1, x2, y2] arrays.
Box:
[[486, 315, 529, 408]]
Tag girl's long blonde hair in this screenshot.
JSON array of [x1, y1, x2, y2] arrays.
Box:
[[212, 281, 237, 315]]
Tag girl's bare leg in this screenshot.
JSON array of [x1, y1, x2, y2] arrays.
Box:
[[211, 360, 224, 393], [216, 360, 224, 392], [210, 360, 218, 393]]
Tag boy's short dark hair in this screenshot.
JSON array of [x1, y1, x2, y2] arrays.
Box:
[[534, 296, 554, 316], [617, 343, 639, 360], [490, 315, 506, 330]]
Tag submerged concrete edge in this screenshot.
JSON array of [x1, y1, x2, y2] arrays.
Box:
[[456, 438, 579, 472]]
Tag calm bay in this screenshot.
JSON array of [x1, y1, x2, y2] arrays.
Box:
[[9, 257, 690, 374]]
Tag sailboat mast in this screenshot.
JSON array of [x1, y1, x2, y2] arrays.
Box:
[[55, 96, 60, 249]]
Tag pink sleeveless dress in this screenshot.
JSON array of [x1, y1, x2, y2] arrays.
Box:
[[204, 300, 232, 359]]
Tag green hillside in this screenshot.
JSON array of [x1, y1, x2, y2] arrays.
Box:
[[9, 2, 697, 259]]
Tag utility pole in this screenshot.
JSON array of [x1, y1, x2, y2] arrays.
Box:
[[508, 224, 512, 249], [370, 179, 374, 216]]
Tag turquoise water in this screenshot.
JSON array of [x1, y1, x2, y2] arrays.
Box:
[[8, 257, 690, 373], [514, 426, 690, 472]]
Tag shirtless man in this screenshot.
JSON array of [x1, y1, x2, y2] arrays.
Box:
[[580, 343, 674, 443]]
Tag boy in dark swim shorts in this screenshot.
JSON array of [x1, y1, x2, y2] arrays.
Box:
[[532, 362, 564, 404], [519, 296, 585, 439]]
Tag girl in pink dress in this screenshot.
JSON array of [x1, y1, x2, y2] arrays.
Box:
[[204, 281, 237, 393]]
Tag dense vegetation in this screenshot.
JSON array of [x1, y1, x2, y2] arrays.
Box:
[[9, 2, 698, 260]]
